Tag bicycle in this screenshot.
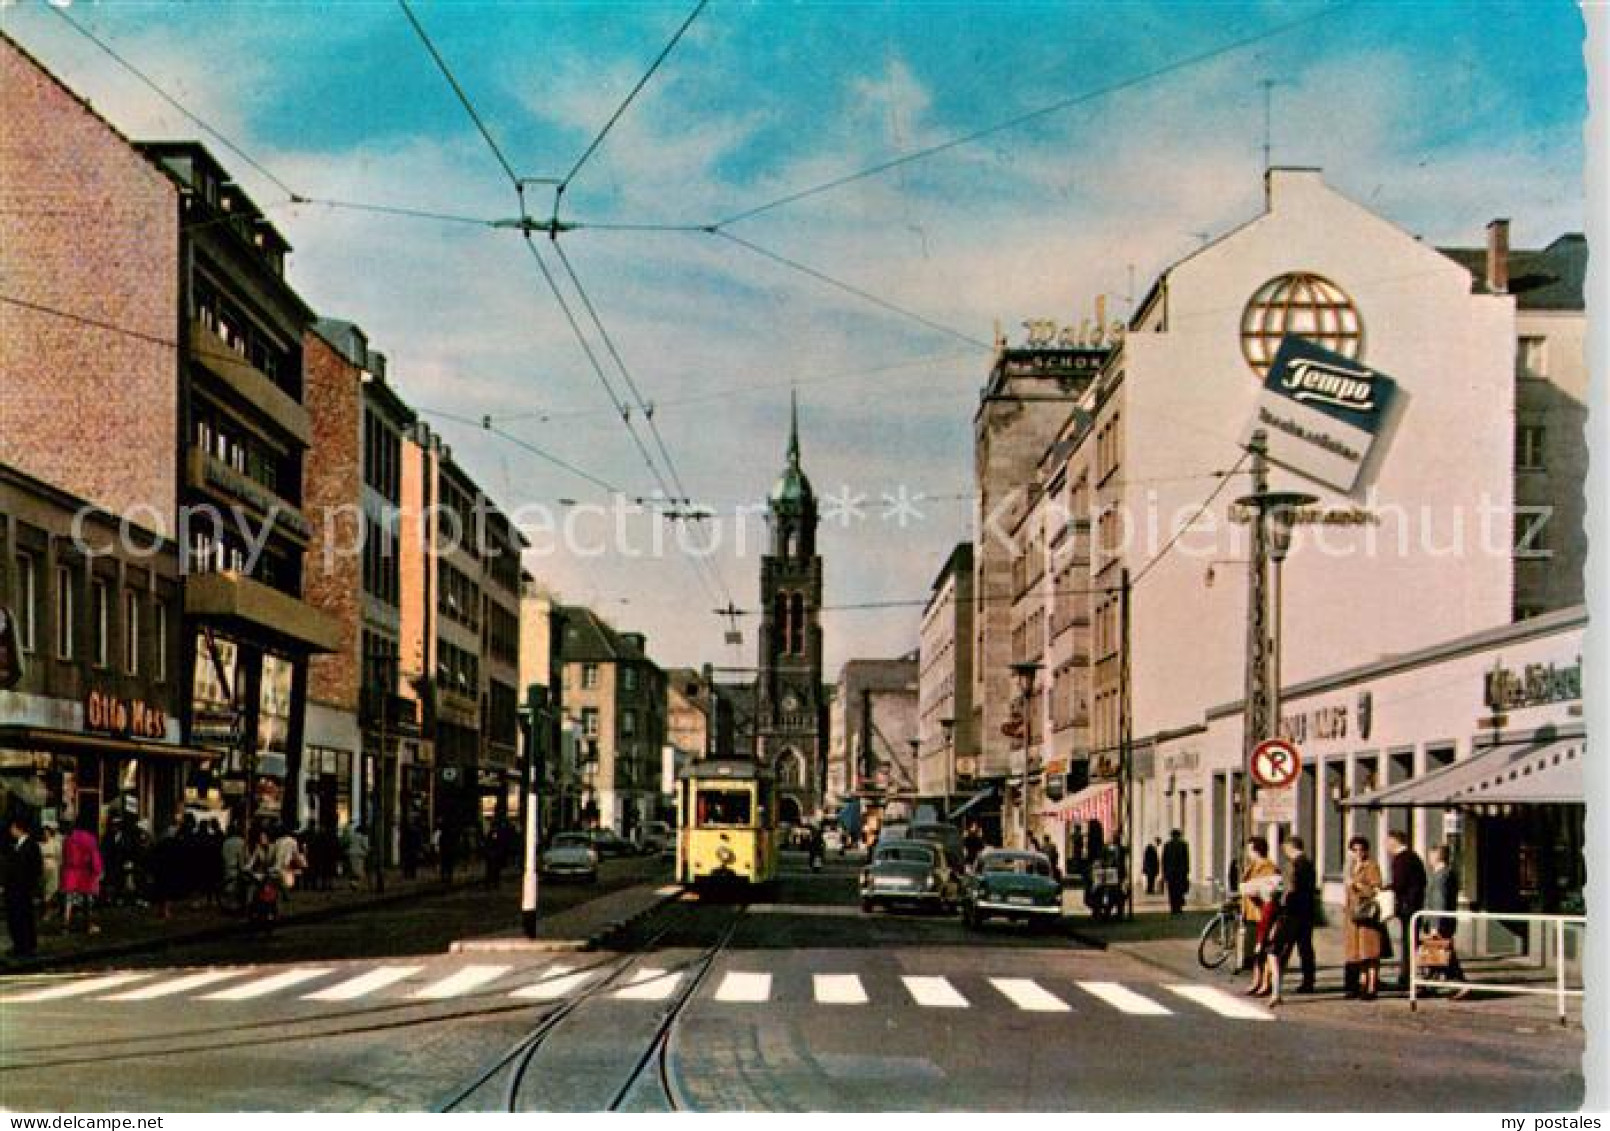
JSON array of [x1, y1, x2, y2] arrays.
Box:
[[1197, 896, 1242, 970]]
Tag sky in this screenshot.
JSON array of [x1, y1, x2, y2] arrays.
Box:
[[3, 0, 1589, 674]]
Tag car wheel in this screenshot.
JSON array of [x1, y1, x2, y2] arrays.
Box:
[[861, 899, 875, 914]]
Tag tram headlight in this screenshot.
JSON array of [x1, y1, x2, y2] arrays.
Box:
[[716, 845, 737, 866]]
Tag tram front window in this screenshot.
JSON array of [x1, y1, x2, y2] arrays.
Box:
[[696, 789, 753, 827]]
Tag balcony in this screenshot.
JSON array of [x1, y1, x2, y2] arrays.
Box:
[[184, 570, 339, 653], [189, 318, 311, 446], [186, 446, 311, 543]]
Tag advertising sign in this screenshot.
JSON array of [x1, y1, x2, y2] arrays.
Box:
[[1242, 336, 1400, 495]]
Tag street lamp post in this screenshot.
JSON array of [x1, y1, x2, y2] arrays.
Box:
[[939, 716, 956, 806], [1009, 661, 1041, 850], [1234, 429, 1316, 861]]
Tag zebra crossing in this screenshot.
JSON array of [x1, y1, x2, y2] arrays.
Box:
[[0, 964, 1272, 1021]]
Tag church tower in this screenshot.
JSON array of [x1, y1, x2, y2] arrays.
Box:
[[755, 392, 825, 823]]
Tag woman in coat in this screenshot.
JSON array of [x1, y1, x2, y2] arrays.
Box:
[[1241, 837, 1281, 996], [1424, 843, 1469, 995], [1344, 835, 1389, 1000], [59, 816, 103, 936]]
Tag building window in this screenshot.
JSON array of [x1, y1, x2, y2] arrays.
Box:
[[92, 579, 110, 668], [581, 707, 600, 738], [582, 663, 600, 690], [13, 553, 36, 652], [55, 566, 74, 660], [124, 589, 141, 675], [1516, 424, 1546, 471], [1517, 336, 1547, 380], [622, 667, 637, 693], [622, 708, 637, 736]]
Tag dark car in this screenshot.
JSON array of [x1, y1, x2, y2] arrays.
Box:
[[588, 829, 636, 858], [860, 839, 958, 914], [962, 849, 1063, 930], [906, 822, 964, 867]]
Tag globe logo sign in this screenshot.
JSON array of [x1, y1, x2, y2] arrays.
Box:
[[1240, 272, 1363, 378]]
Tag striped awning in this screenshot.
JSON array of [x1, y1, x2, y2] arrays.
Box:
[[1347, 736, 1584, 808], [1039, 781, 1119, 832]]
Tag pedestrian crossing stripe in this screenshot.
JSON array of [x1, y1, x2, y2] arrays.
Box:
[[614, 967, 683, 1001], [1164, 983, 1274, 1020], [0, 971, 154, 1002], [303, 966, 424, 1002], [410, 965, 511, 1000], [201, 968, 336, 1001], [988, 977, 1071, 1012], [3, 966, 1275, 1020]]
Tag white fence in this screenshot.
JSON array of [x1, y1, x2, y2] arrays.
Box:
[[1408, 908, 1585, 1025]]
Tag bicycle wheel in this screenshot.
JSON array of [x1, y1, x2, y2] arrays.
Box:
[[1197, 913, 1234, 969]]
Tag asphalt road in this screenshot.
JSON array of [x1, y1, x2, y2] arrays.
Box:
[[0, 852, 1585, 1112]]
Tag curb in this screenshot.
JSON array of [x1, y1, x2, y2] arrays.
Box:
[[449, 884, 685, 956], [0, 880, 460, 974]]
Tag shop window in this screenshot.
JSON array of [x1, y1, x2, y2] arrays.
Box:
[[124, 589, 141, 675], [56, 565, 74, 660], [13, 552, 36, 652], [91, 579, 110, 669]]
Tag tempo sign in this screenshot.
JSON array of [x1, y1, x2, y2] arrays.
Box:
[[1243, 336, 1400, 495]]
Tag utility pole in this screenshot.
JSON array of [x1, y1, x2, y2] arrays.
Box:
[[1239, 430, 1272, 877], [1119, 568, 1133, 921]]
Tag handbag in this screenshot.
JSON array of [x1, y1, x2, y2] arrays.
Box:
[[1351, 896, 1381, 925], [1416, 935, 1453, 970]]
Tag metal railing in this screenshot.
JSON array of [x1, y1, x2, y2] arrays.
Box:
[[1408, 909, 1586, 1025]]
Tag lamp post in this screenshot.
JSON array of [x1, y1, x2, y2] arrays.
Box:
[[1009, 661, 1042, 850], [939, 716, 956, 805], [1233, 429, 1316, 858]]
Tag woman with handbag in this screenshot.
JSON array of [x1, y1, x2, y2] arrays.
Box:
[[1344, 836, 1390, 1000], [1424, 844, 1470, 997]]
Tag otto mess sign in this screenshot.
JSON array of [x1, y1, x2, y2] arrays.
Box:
[[1243, 336, 1400, 496], [1250, 737, 1302, 789]]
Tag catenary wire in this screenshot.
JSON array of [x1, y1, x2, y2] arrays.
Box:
[[711, 1, 1358, 228], [559, 0, 710, 193]]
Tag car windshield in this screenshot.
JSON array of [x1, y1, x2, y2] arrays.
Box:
[[909, 826, 955, 843], [980, 853, 1051, 877], [874, 844, 936, 866], [554, 834, 590, 848]]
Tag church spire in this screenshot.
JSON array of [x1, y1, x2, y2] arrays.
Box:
[[787, 387, 801, 468]]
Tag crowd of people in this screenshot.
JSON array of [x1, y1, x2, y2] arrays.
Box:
[[2, 805, 523, 960]]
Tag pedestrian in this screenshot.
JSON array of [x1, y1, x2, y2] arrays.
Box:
[[59, 816, 103, 936], [1161, 829, 1190, 915], [1142, 838, 1160, 895], [344, 824, 370, 890], [400, 816, 421, 880], [1275, 835, 1317, 995], [808, 822, 825, 871], [220, 822, 247, 908], [39, 823, 61, 921], [1240, 837, 1280, 990], [1423, 843, 1469, 997], [438, 820, 458, 883], [149, 815, 185, 920], [963, 822, 984, 867], [1041, 836, 1061, 882], [4, 815, 43, 958], [1343, 836, 1389, 1001], [1384, 829, 1427, 991], [270, 822, 306, 902], [484, 819, 506, 888]]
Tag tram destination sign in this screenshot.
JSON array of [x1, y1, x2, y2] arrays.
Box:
[[1242, 336, 1400, 496]]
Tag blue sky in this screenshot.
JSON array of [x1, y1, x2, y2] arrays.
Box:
[[4, 0, 1589, 672]]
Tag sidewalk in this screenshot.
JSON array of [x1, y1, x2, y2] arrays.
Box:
[[1, 866, 466, 974], [1075, 889, 1585, 1029], [452, 880, 684, 954]]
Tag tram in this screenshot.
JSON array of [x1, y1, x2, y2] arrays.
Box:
[[674, 759, 779, 889]]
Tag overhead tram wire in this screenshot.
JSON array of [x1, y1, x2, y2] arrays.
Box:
[[711, 231, 992, 351], [417, 408, 630, 498], [558, 0, 710, 195], [1130, 448, 1252, 587], [709, 1, 1358, 229], [397, 0, 522, 192]]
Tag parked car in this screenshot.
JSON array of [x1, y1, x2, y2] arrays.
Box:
[[589, 829, 637, 858], [962, 849, 1063, 930], [906, 822, 964, 867], [540, 832, 599, 882], [860, 839, 958, 914], [875, 821, 910, 845], [637, 821, 673, 856]]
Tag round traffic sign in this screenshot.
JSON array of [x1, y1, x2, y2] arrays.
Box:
[[1250, 738, 1302, 789]]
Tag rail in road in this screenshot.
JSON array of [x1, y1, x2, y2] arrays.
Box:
[[436, 893, 747, 1113]]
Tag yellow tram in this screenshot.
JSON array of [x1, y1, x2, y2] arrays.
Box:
[[675, 759, 779, 888]]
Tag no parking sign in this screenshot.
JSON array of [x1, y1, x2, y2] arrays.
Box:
[[1250, 738, 1302, 789]]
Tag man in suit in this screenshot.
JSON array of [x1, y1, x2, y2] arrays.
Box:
[[1161, 829, 1190, 915], [1386, 829, 1427, 991], [1278, 835, 1318, 993], [4, 815, 43, 959]]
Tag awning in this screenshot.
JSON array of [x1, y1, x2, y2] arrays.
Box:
[[947, 787, 997, 822], [0, 726, 220, 763], [1347, 737, 1584, 808], [1040, 781, 1118, 830]]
